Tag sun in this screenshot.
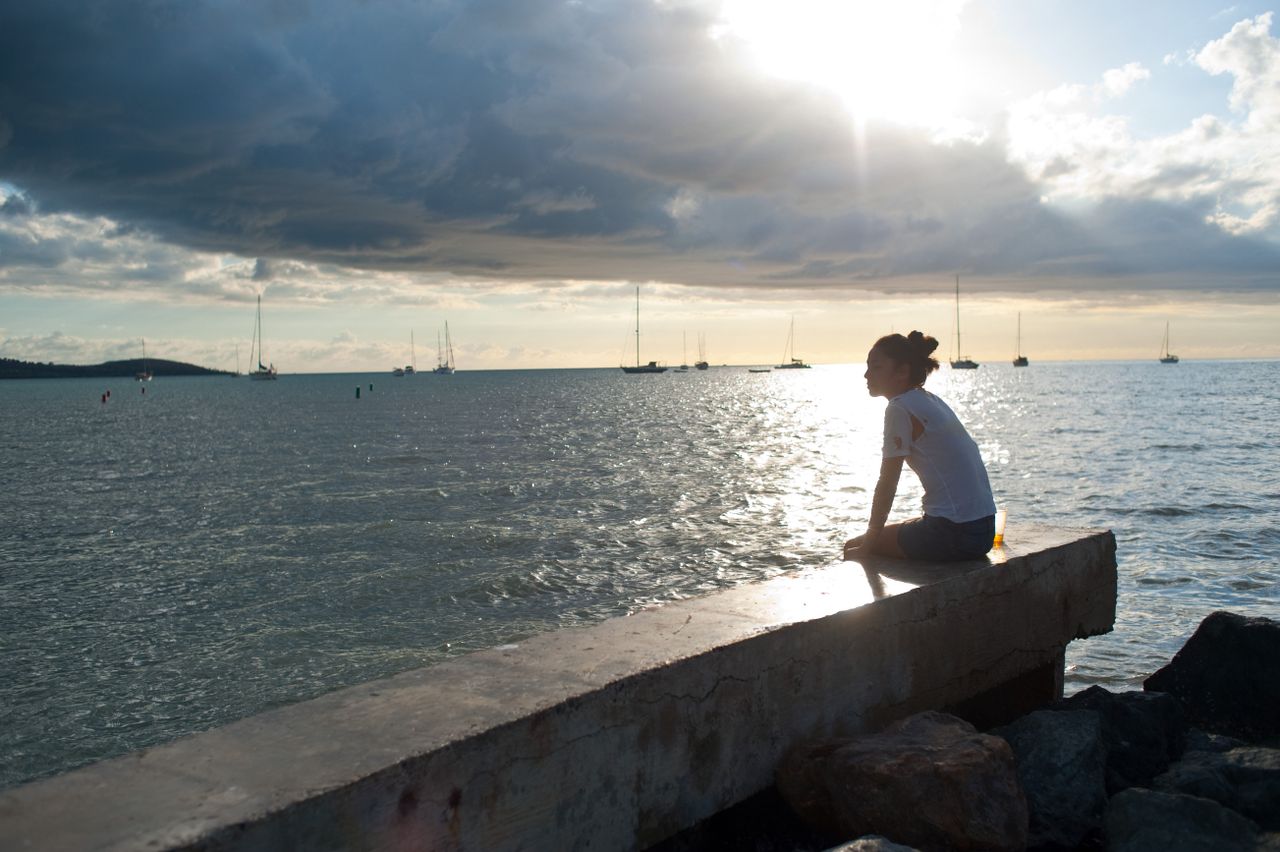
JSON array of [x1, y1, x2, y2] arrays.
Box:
[[715, 0, 969, 127]]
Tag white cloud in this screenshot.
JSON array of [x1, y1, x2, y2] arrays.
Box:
[[1196, 12, 1280, 124], [1101, 62, 1151, 98], [1006, 13, 1280, 238]]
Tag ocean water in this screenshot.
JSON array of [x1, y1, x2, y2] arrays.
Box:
[[1, 361, 1277, 789]]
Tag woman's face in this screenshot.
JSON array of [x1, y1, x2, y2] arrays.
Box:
[[864, 347, 911, 398]]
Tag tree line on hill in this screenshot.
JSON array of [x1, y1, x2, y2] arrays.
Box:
[[0, 358, 233, 379]]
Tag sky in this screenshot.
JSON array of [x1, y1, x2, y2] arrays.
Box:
[[1, 0, 1278, 371]]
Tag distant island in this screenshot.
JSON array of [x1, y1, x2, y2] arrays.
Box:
[[0, 357, 234, 380]]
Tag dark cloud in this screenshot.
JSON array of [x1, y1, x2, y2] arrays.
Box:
[[0, 0, 1276, 295]]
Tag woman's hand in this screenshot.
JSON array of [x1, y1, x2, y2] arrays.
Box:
[[843, 535, 869, 562]]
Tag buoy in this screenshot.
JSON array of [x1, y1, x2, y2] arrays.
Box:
[[101, 393, 107, 404], [356, 387, 361, 398], [369, 383, 373, 391]]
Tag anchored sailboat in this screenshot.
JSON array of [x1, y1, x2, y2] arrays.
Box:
[[694, 332, 709, 370], [620, 286, 667, 373], [248, 294, 278, 380], [775, 316, 811, 369], [950, 275, 979, 369], [1013, 313, 1029, 367], [134, 339, 153, 381], [1159, 322, 1179, 364], [674, 332, 690, 372], [433, 323, 456, 374]]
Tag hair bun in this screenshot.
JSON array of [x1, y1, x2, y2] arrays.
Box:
[[908, 330, 939, 357]]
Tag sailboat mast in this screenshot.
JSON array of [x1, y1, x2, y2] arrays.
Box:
[[411, 330, 416, 371], [445, 321, 454, 368], [634, 285, 641, 367], [255, 294, 263, 368], [954, 275, 962, 360], [1016, 312, 1021, 356]]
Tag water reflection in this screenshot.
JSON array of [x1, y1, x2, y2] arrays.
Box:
[[2, 362, 1278, 788]]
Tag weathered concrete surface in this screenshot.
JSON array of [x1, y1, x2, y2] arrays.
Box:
[[0, 524, 1116, 851]]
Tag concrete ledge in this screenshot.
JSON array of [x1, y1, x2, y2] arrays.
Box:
[[0, 524, 1116, 851]]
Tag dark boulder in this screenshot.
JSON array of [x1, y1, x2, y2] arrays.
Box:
[[1154, 746, 1280, 830], [995, 709, 1107, 849], [777, 711, 1027, 852], [1104, 787, 1260, 852], [1144, 611, 1280, 743], [1049, 685, 1184, 792], [826, 837, 921, 851], [1183, 727, 1248, 754]]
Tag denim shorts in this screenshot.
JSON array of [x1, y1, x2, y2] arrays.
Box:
[[897, 514, 995, 562]]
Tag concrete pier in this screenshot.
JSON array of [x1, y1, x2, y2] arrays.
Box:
[[1, 524, 1116, 851]]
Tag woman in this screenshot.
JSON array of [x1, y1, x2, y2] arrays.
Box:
[[842, 331, 996, 562]]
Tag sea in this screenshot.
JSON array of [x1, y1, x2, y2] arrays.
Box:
[[2, 361, 1277, 790]]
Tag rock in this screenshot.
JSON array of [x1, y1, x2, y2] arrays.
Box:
[[1184, 727, 1248, 754], [1154, 746, 1280, 830], [777, 711, 1028, 852], [995, 709, 1107, 849], [1144, 611, 1280, 743], [826, 836, 920, 852], [1050, 685, 1184, 792], [1104, 787, 1260, 852]]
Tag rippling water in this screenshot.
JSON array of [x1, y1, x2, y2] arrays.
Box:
[[2, 361, 1277, 788]]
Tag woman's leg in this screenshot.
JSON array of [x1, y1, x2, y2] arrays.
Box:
[[843, 524, 907, 559], [871, 522, 906, 557]]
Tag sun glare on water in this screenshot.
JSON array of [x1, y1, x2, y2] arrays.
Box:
[[716, 0, 969, 127]]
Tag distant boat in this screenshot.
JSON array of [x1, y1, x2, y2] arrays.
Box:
[[392, 366, 405, 377], [433, 322, 456, 374], [1159, 322, 1179, 364], [674, 331, 690, 372], [694, 332, 709, 370], [134, 339, 153, 381], [1013, 313, 1029, 367], [950, 275, 979, 369], [749, 367, 772, 373], [404, 330, 417, 375], [621, 286, 667, 373], [775, 316, 811, 369], [248, 294, 278, 380]]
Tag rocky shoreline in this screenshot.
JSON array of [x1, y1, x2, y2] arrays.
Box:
[[654, 611, 1278, 852]]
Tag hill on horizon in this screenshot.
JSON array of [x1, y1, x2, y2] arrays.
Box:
[[0, 357, 233, 379]]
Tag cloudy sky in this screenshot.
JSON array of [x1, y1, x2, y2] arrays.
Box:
[[1, 0, 1278, 370]]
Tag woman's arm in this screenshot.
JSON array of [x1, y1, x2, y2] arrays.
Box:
[[843, 456, 905, 560]]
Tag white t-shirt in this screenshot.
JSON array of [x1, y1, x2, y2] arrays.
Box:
[[882, 387, 996, 523]]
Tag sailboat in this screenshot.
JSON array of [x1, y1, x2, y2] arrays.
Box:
[[248, 294, 278, 380], [620, 286, 667, 373], [775, 316, 811, 368], [1159, 322, 1179, 364], [674, 332, 690, 372], [950, 275, 979, 369], [134, 339, 153, 381], [1013, 313, 1029, 367], [433, 322, 456, 374], [694, 332, 709, 370]]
